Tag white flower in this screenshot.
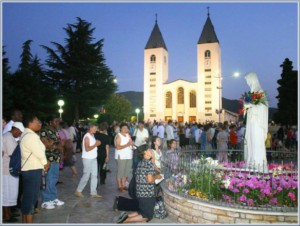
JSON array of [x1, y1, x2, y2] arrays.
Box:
[[222, 179, 231, 189], [182, 175, 187, 184]]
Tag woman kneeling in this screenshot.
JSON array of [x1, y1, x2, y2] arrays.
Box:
[[120, 145, 162, 223]]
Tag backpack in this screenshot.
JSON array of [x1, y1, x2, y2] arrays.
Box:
[[9, 133, 31, 177], [153, 196, 168, 219]]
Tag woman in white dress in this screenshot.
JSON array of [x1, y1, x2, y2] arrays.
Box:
[[244, 72, 268, 171]]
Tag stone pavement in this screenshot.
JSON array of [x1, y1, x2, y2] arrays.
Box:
[[12, 147, 177, 224]]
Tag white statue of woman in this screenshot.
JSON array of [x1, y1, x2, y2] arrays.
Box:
[[244, 72, 268, 171]]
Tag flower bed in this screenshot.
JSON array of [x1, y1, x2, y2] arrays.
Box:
[[164, 156, 298, 210]]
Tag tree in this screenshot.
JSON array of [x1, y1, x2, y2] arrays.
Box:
[[42, 17, 117, 121], [2, 46, 14, 114], [274, 58, 298, 125], [9, 40, 57, 119], [103, 94, 131, 122]]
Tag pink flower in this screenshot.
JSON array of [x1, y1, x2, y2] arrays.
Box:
[[239, 195, 247, 202], [243, 188, 249, 194], [269, 198, 278, 205], [288, 192, 296, 202], [247, 199, 254, 206], [277, 187, 282, 191]]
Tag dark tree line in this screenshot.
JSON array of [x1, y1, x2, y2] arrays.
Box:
[[2, 17, 117, 122], [274, 58, 298, 126]]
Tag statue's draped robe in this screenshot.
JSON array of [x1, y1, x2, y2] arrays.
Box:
[[244, 72, 269, 171]]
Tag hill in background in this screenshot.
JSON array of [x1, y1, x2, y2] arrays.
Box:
[[118, 91, 277, 120]]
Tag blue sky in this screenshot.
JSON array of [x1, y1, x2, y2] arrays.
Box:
[[2, 1, 299, 108]]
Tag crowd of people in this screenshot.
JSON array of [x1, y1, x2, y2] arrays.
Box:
[[2, 109, 298, 224]]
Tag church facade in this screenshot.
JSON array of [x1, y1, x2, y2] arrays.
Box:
[[143, 12, 238, 123]]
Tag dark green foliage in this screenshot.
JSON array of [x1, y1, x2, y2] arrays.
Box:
[[104, 94, 131, 122], [7, 40, 57, 120], [274, 58, 298, 125], [42, 17, 117, 121], [2, 46, 14, 114]]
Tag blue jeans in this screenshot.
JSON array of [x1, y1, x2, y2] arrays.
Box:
[[42, 162, 59, 202], [21, 169, 42, 214]]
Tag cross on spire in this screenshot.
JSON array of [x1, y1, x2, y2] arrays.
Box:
[[207, 6, 210, 17], [155, 13, 158, 23]]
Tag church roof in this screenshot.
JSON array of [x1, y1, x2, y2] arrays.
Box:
[[198, 13, 219, 44], [145, 20, 168, 51]]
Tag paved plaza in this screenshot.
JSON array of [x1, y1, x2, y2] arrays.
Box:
[[10, 147, 176, 224]]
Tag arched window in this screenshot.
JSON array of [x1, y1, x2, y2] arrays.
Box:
[[150, 55, 156, 63], [205, 50, 211, 58], [190, 90, 196, 108], [165, 91, 172, 108], [177, 87, 184, 104]]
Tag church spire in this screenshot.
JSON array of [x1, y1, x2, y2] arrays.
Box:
[[145, 14, 168, 50], [198, 8, 219, 44]]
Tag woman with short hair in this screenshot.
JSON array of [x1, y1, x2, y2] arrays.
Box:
[[20, 113, 49, 223], [114, 123, 134, 192]]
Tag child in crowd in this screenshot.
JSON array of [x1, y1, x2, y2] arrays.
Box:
[[164, 139, 179, 179]]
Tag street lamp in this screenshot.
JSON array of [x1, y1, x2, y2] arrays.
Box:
[[94, 114, 99, 120], [57, 99, 65, 118], [135, 108, 140, 123], [215, 72, 240, 123]]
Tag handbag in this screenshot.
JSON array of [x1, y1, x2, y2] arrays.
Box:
[[153, 196, 168, 219]]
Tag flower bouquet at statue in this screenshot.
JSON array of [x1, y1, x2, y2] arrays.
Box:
[[239, 91, 267, 115]]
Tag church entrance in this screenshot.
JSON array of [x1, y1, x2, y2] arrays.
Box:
[[189, 116, 196, 122], [177, 116, 184, 122]]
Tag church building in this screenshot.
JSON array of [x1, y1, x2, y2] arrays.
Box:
[[143, 11, 238, 123]]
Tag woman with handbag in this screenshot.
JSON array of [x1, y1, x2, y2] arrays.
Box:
[[20, 113, 50, 223]]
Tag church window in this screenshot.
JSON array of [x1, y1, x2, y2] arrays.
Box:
[[205, 101, 212, 104], [205, 88, 211, 91], [189, 90, 196, 108], [150, 84, 156, 87], [150, 72, 156, 75], [205, 107, 212, 110], [166, 92, 172, 108], [177, 87, 184, 104], [150, 78, 156, 82], [205, 113, 212, 116], [150, 55, 156, 63], [205, 69, 211, 72], [205, 50, 211, 58], [205, 82, 211, 85], [164, 56, 167, 64]]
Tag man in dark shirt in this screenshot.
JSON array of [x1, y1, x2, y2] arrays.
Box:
[[40, 114, 64, 210], [94, 122, 110, 185]]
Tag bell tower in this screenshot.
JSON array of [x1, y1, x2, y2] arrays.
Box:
[[197, 8, 222, 122], [144, 16, 168, 121]]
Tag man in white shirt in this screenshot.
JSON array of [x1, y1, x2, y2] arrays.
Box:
[[133, 121, 149, 170], [166, 120, 174, 141], [157, 122, 165, 149], [195, 124, 202, 149]]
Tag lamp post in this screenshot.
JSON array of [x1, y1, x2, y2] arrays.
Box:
[[215, 72, 240, 123], [57, 100, 65, 118], [135, 108, 140, 123]]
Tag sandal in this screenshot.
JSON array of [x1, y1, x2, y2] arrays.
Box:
[[118, 187, 123, 192]]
